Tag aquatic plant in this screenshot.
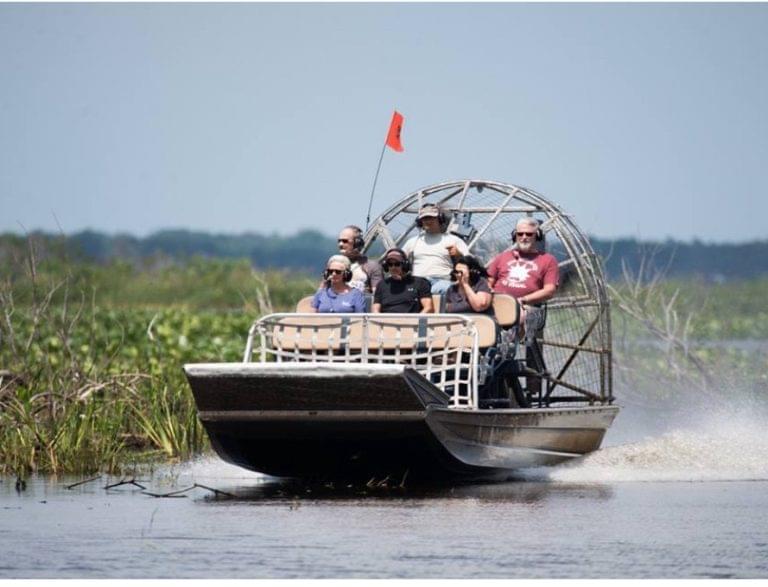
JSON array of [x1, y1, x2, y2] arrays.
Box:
[[0, 240, 315, 476]]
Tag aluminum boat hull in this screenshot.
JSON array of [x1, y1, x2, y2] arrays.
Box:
[[184, 362, 619, 482]]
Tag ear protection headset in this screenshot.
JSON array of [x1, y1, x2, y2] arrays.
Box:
[[324, 267, 353, 282], [451, 266, 482, 285], [467, 266, 483, 286], [380, 248, 412, 274], [415, 204, 450, 232], [452, 256, 486, 286], [343, 225, 365, 251], [511, 219, 544, 243]]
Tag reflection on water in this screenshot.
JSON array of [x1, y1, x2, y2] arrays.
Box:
[[219, 475, 615, 505]]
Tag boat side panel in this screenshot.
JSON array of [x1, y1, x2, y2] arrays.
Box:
[[186, 369, 447, 413], [426, 407, 619, 469]]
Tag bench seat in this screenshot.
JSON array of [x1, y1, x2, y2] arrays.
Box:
[[270, 314, 497, 353]]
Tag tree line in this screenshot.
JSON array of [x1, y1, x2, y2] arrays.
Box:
[[1, 229, 766, 281]]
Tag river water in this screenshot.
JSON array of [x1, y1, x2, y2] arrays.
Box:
[[2, 401, 768, 578]]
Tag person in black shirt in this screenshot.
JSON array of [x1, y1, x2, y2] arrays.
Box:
[[372, 248, 433, 314], [443, 255, 494, 316]]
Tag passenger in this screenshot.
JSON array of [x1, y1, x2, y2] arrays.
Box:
[[443, 255, 494, 316], [403, 203, 469, 294], [487, 217, 559, 395], [336, 224, 383, 294], [372, 248, 433, 314], [309, 255, 366, 313]]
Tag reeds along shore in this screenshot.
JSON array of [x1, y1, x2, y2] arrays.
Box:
[[1, 251, 766, 476], [0, 254, 315, 477]]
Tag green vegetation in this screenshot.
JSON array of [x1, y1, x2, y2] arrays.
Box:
[[610, 277, 768, 340], [1, 244, 766, 477], [0, 253, 317, 476]]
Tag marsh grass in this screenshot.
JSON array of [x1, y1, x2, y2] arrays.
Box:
[[609, 258, 768, 404], [0, 246, 315, 476]]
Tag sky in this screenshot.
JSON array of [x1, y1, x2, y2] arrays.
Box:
[[1, 2, 767, 243]]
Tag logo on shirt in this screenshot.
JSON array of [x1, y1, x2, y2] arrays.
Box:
[[502, 258, 538, 290]]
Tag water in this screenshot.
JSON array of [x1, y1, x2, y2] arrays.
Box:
[[3, 401, 768, 578]]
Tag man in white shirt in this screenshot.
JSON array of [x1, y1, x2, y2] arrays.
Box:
[[403, 203, 469, 294]]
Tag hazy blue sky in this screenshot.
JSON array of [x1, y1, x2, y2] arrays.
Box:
[[1, 3, 767, 242]]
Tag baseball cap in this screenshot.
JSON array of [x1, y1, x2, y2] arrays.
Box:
[[418, 204, 440, 219]]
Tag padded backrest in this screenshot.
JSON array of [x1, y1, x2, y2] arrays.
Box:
[[492, 294, 520, 328], [362, 315, 497, 351], [295, 295, 314, 313], [468, 314, 499, 348], [271, 316, 344, 351], [270, 314, 497, 353]]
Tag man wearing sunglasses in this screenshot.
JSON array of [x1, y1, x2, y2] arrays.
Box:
[[487, 218, 559, 307], [487, 217, 559, 396], [372, 248, 433, 314], [337, 225, 383, 294]]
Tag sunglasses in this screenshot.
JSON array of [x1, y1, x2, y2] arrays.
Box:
[[337, 238, 350, 244], [326, 269, 345, 275], [384, 261, 403, 268], [450, 270, 465, 277], [516, 231, 536, 237]]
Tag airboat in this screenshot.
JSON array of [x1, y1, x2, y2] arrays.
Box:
[[184, 180, 619, 482]]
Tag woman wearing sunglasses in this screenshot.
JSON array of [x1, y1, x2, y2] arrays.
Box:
[[309, 255, 366, 313], [444, 255, 494, 316]]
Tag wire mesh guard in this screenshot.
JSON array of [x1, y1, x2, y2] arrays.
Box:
[[362, 179, 613, 406], [245, 313, 489, 408]]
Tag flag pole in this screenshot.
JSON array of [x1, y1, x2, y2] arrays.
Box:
[[366, 110, 404, 232], [365, 143, 387, 232]]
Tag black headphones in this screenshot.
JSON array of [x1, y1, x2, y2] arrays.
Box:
[[511, 220, 544, 243], [343, 225, 365, 251], [451, 255, 486, 286], [451, 267, 482, 286], [415, 203, 450, 231], [324, 267, 353, 282], [380, 248, 412, 274]]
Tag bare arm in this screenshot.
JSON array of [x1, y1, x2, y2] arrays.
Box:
[[372, 302, 382, 313], [419, 297, 434, 314], [520, 283, 557, 305], [460, 281, 492, 312]]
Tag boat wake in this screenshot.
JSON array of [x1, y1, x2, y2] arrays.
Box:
[[546, 407, 768, 483], [152, 456, 269, 487]]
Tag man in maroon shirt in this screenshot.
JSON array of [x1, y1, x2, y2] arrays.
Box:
[[487, 218, 559, 307], [487, 217, 560, 398]]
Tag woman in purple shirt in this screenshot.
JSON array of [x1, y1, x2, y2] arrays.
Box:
[[310, 255, 366, 313]]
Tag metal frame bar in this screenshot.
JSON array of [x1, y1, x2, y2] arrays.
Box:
[[356, 179, 614, 407]]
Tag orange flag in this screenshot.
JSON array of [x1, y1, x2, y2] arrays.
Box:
[[385, 111, 404, 152]]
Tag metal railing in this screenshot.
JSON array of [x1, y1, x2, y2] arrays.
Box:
[[244, 313, 484, 408]]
